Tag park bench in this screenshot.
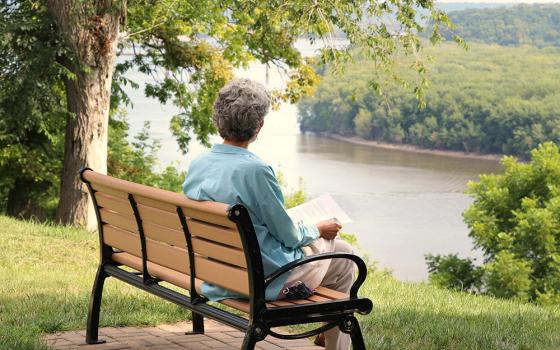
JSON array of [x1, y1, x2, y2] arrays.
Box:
[[80, 168, 373, 350]]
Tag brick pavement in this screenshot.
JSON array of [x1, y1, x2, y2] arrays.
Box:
[[44, 319, 322, 350]]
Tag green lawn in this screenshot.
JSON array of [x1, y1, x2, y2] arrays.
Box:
[[1, 215, 559, 350]]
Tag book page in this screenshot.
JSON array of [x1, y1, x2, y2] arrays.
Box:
[[286, 194, 352, 226]]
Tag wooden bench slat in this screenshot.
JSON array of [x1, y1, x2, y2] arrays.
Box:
[[268, 300, 295, 307], [99, 209, 137, 233], [94, 192, 134, 216], [192, 237, 246, 268], [137, 203, 183, 231], [288, 298, 315, 305], [111, 252, 202, 294], [219, 299, 280, 313], [136, 196, 237, 229], [85, 171, 191, 206], [265, 292, 341, 308], [104, 225, 141, 257], [111, 253, 255, 314], [188, 219, 242, 248], [90, 183, 129, 199], [220, 299, 251, 313], [98, 196, 185, 248], [143, 222, 186, 247], [134, 195, 177, 213], [83, 170, 236, 228], [307, 294, 332, 302], [184, 208, 236, 229], [219, 292, 341, 313], [146, 239, 190, 275], [103, 224, 190, 274], [315, 286, 348, 300], [194, 256, 249, 296]]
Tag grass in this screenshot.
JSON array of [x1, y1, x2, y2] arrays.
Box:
[[0, 215, 559, 350], [359, 274, 560, 349]]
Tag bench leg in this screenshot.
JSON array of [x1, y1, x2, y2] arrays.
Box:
[[185, 312, 204, 334], [241, 323, 266, 350], [348, 317, 366, 350], [241, 330, 256, 350], [86, 266, 107, 344]]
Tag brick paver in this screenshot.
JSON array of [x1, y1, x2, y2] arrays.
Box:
[[43, 320, 322, 350]]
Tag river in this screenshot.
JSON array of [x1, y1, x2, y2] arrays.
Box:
[[123, 52, 501, 281]]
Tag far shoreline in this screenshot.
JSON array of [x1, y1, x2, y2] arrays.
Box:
[[319, 133, 504, 162]]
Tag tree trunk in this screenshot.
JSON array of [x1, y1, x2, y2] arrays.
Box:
[[47, 1, 125, 228]]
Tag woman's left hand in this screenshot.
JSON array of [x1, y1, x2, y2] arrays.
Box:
[[316, 219, 342, 240]]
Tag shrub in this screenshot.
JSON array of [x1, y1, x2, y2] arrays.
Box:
[[483, 251, 532, 301], [425, 254, 482, 292], [426, 142, 560, 304]]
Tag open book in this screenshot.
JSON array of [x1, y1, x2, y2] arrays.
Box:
[[286, 194, 352, 226]]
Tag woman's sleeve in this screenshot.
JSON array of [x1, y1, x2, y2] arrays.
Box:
[[250, 165, 319, 248]]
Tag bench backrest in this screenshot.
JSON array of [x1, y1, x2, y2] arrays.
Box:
[[80, 169, 265, 303]]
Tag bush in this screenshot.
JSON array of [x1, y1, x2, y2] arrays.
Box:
[[483, 251, 532, 301], [426, 142, 560, 304], [425, 254, 482, 292]]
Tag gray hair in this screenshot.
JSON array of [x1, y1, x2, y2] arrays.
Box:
[[213, 78, 271, 142]]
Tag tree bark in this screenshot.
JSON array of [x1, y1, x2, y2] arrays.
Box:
[[47, 0, 125, 228]]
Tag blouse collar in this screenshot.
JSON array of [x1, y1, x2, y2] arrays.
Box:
[[211, 143, 256, 156]]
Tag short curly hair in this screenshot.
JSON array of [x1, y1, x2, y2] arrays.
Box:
[[213, 78, 271, 142]]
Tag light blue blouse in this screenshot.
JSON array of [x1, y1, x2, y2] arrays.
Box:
[[183, 143, 320, 301]]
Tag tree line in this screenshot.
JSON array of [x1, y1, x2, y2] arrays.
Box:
[[440, 4, 560, 48], [298, 43, 560, 158]]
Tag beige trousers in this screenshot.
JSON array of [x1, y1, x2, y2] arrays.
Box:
[[281, 238, 355, 350]]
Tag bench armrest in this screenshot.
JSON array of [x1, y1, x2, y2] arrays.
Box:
[[264, 252, 369, 299]]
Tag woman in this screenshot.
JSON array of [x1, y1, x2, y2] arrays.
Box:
[[183, 78, 355, 350]]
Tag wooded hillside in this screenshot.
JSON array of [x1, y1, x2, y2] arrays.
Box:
[[298, 44, 560, 158], [441, 4, 560, 47]]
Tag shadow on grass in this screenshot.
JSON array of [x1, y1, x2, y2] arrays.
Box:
[[0, 279, 191, 350]]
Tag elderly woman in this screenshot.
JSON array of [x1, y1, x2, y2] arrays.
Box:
[[183, 78, 355, 350]]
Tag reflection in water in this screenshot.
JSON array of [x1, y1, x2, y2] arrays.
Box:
[[297, 134, 498, 177]]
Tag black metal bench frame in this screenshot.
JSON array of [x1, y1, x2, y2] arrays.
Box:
[[81, 168, 373, 350]]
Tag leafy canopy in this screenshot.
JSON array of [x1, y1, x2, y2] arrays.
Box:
[[0, 0, 454, 216], [121, 0, 456, 152], [0, 0, 67, 217]]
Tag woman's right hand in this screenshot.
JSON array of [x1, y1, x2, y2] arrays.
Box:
[[316, 219, 342, 240]]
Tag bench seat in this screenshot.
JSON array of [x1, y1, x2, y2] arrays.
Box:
[[112, 251, 349, 314], [80, 168, 373, 349]]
